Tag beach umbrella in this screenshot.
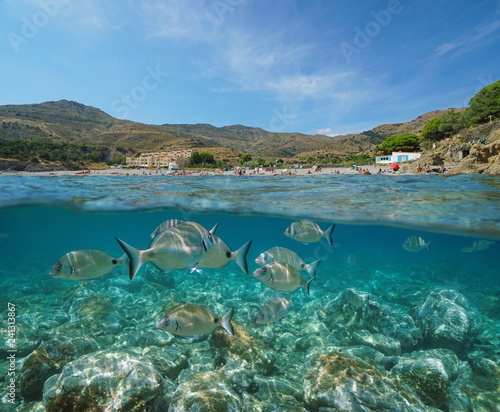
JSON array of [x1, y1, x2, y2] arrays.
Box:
[[391, 163, 400, 170]]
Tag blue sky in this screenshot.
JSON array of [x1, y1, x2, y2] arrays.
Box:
[[1, 0, 499, 136]]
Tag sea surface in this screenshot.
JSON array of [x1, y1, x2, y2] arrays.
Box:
[[0, 174, 499, 411]]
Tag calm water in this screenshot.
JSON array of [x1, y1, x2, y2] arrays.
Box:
[[1, 174, 499, 410]]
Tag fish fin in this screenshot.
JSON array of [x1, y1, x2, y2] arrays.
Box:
[[324, 224, 335, 246], [185, 263, 200, 275], [190, 266, 203, 274], [151, 262, 171, 274], [305, 276, 316, 295], [305, 259, 321, 278], [209, 223, 219, 235], [233, 240, 252, 274], [116, 253, 129, 268], [115, 238, 144, 280], [221, 306, 235, 335], [427, 241, 433, 252]]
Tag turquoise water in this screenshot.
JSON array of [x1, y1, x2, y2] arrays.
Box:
[[1, 174, 500, 410]]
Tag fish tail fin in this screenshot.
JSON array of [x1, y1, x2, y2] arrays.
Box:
[[324, 224, 335, 246], [305, 259, 321, 278], [233, 240, 252, 274], [305, 276, 316, 295], [427, 241, 433, 252], [116, 253, 130, 268], [221, 306, 235, 335], [115, 238, 144, 280]]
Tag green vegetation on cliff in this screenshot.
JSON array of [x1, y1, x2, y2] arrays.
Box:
[[421, 80, 500, 143], [0, 137, 106, 163], [376, 133, 421, 155]]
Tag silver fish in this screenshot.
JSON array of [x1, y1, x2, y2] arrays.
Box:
[[157, 303, 234, 337], [116, 221, 216, 280], [346, 253, 356, 269], [49, 250, 128, 281], [150, 219, 182, 240], [284, 220, 335, 245], [199, 237, 252, 274], [461, 239, 499, 253], [256, 297, 293, 325], [253, 262, 315, 294], [255, 246, 321, 278], [402, 236, 432, 252]]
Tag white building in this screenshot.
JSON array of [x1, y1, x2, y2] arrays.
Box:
[[376, 151, 421, 164]]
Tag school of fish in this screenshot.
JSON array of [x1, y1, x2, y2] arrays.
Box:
[[49, 219, 495, 338]]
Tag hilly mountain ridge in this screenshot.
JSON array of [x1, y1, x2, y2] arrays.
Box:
[[0, 100, 454, 159]]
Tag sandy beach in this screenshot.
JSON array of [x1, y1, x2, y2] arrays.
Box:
[[0, 164, 417, 177]]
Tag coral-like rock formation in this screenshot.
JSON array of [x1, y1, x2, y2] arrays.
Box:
[[415, 288, 482, 353], [43, 351, 168, 411]]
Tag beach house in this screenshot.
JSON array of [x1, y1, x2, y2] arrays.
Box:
[[376, 151, 421, 164]]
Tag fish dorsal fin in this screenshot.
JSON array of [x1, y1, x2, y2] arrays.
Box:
[[151, 219, 184, 239], [209, 223, 219, 235]]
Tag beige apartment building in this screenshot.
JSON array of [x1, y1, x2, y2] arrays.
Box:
[[126, 149, 193, 168]]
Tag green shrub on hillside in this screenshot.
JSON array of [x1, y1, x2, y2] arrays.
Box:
[[344, 154, 373, 165], [421, 110, 470, 142], [468, 79, 500, 124], [0, 137, 105, 163], [378, 133, 420, 155], [421, 117, 444, 141]]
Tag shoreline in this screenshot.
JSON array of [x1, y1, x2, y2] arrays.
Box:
[[0, 165, 424, 177]]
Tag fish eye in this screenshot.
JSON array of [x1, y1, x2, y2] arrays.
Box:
[[259, 313, 264, 319], [262, 268, 267, 274], [165, 319, 170, 325], [264, 255, 268, 260], [56, 264, 62, 270]]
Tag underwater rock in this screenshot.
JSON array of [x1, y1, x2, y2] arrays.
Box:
[[142, 345, 189, 380], [115, 327, 175, 350], [253, 375, 304, 403], [391, 349, 462, 408], [352, 329, 402, 356], [221, 359, 257, 394], [19, 332, 100, 400], [482, 290, 500, 320], [295, 334, 324, 352], [169, 370, 242, 411], [416, 288, 482, 353], [320, 288, 422, 351], [177, 340, 216, 382], [208, 323, 276, 375], [67, 294, 127, 335], [43, 350, 167, 411], [303, 351, 429, 411]]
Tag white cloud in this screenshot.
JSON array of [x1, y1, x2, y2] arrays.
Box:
[[434, 20, 500, 56], [266, 73, 352, 99], [315, 127, 342, 136]]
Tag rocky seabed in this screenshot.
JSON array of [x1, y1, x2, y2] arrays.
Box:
[[1, 264, 499, 412]]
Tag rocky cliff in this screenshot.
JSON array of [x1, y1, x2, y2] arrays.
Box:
[[410, 121, 500, 176]]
